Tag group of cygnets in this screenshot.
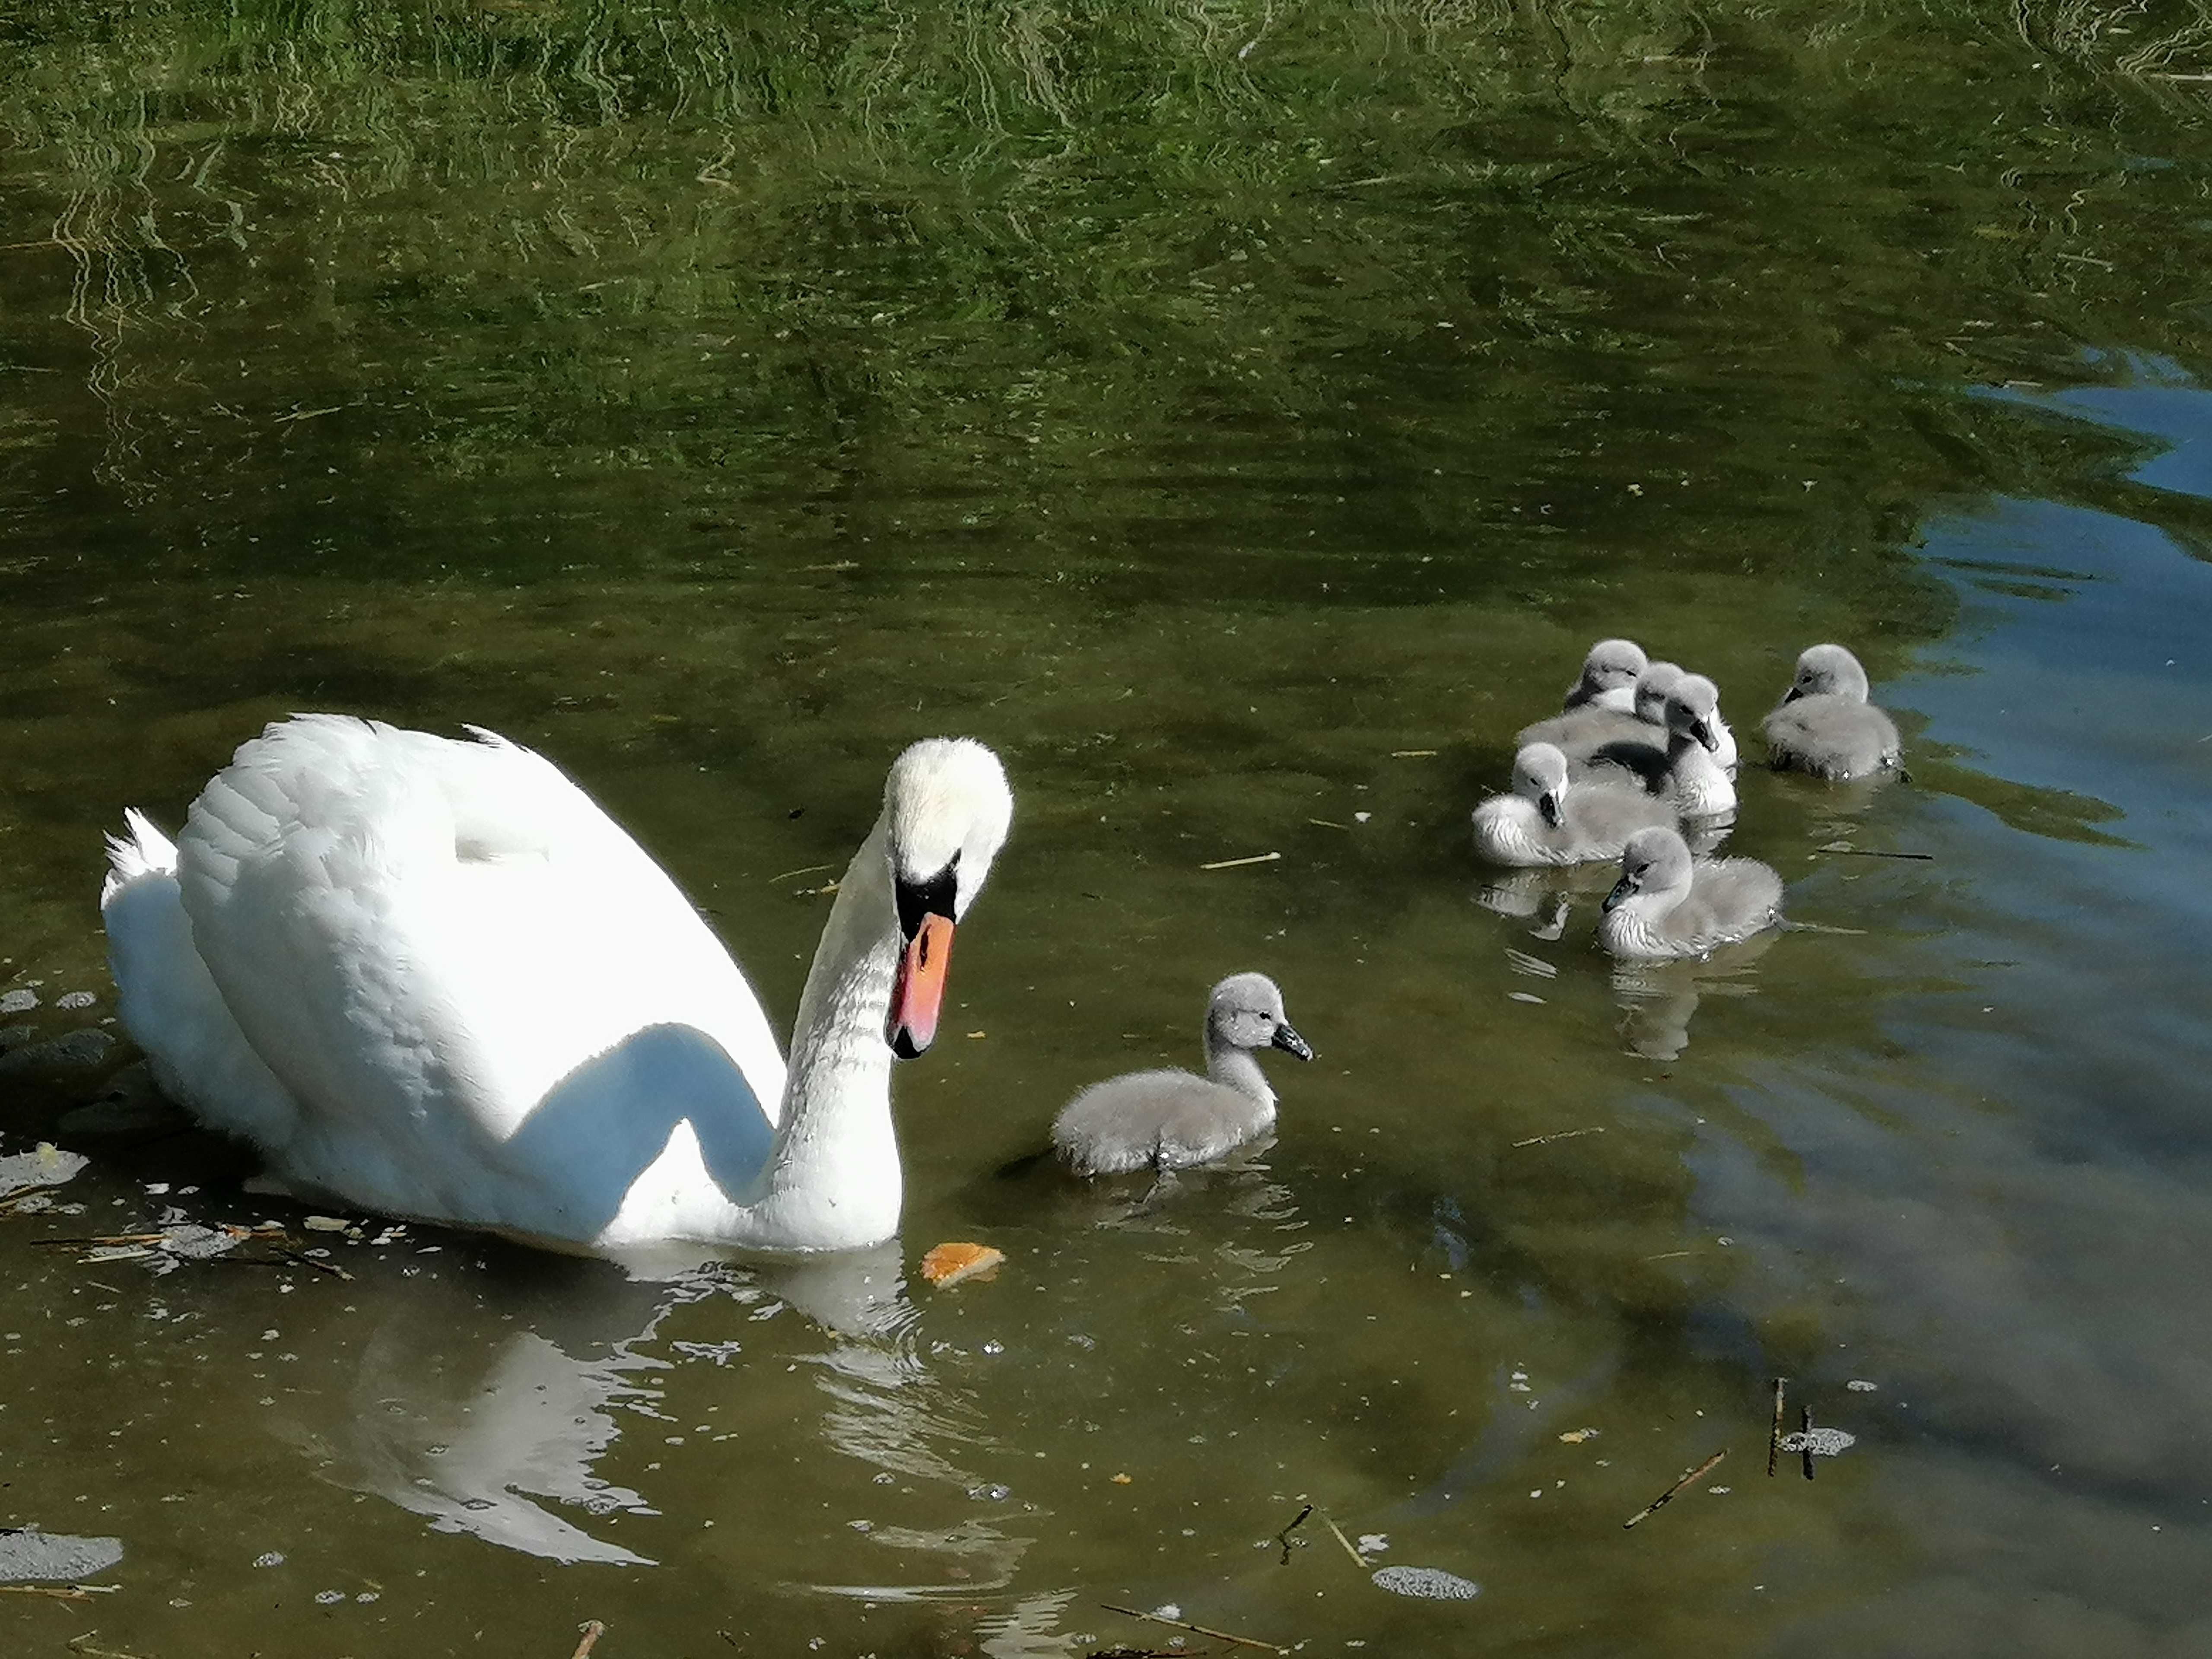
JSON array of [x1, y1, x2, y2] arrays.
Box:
[[1053, 639, 1899, 1179]]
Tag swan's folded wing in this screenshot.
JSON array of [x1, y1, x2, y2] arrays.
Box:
[[172, 717, 786, 1227]]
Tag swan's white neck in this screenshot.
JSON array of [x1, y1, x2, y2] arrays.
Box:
[[711, 819, 906, 1251]]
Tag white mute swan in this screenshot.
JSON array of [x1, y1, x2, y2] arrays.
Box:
[[99, 715, 1012, 1253], [1051, 973, 1311, 1176]]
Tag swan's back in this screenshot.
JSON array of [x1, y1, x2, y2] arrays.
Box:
[[1763, 697, 1901, 779], [1667, 857, 1784, 946], [106, 716, 786, 1236], [1052, 1069, 1275, 1176]]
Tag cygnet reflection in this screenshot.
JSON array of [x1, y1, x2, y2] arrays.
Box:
[[1610, 930, 1778, 1059]]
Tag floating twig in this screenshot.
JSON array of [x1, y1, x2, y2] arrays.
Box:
[[1800, 1407, 1815, 1481], [1389, 749, 1438, 758], [2, 1583, 117, 1600], [1273, 1503, 1312, 1564], [1319, 1511, 1369, 1570], [1306, 818, 1348, 830], [1100, 1603, 1284, 1653], [571, 1620, 607, 1659], [1767, 1378, 1787, 1478], [65, 1635, 145, 1659], [1816, 845, 1935, 861], [1512, 1126, 1605, 1149], [768, 863, 834, 884], [1198, 852, 1280, 872], [1622, 1449, 1727, 1529]]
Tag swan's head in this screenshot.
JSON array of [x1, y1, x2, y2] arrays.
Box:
[[883, 738, 1014, 1060], [1510, 743, 1570, 829], [1783, 643, 1870, 705], [1603, 826, 1693, 914], [1633, 660, 1685, 725], [1206, 972, 1313, 1062], [1574, 637, 1647, 701], [1663, 674, 1724, 753]]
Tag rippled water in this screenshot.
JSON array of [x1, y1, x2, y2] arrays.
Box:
[[3, 3, 2210, 1655]]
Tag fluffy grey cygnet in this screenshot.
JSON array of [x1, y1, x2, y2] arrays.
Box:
[[1520, 641, 1653, 755], [1052, 973, 1313, 1176], [1762, 644, 1901, 780], [1561, 638, 1647, 713], [1599, 826, 1783, 960], [1577, 674, 1737, 816], [1474, 743, 1678, 867]]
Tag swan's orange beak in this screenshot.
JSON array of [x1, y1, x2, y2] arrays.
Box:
[[888, 913, 955, 1059]]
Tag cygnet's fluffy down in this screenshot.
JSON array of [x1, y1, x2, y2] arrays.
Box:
[[1762, 643, 1901, 780], [1561, 638, 1647, 713], [1599, 826, 1783, 960], [1052, 973, 1312, 1176], [1517, 639, 1652, 754], [1577, 674, 1736, 817], [1474, 743, 1678, 867]]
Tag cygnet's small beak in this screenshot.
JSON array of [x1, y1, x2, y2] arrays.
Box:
[[1691, 717, 1719, 753], [888, 913, 956, 1059], [1538, 790, 1564, 829], [1781, 683, 1806, 705], [1271, 1021, 1314, 1062], [1602, 876, 1634, 913]]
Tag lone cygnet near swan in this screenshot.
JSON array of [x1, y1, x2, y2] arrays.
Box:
[[1052, 973, 1312, 1176], [1599, 826, 1783, 960], [1474, 743, 1678, 867], [1763, 643, 1901, 780], [100, 715, 1012, 1253]]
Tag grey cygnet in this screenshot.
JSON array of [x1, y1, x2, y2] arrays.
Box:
[[1474, 742, 1678, 867], [1519, 639, 1653, 755], [1577, 673, 1737, 817], [1052, 973, 1313, 1176], [1599, 826, 1783, 960], [1762, 644, 1901, 780]]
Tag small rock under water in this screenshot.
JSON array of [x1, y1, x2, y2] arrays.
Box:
[[0, 1527, 124, 1583], [1371, 1564, 1481, 1601]]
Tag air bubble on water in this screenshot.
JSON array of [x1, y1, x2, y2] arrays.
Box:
[[315, 1590, 344, 1605], [1371, 1565, 1481, 1601], [1777, 1427, 1858, 1457], [254, 1551, 285, 1568]]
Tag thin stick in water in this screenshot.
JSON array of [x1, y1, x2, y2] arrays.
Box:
[[1768, 1377, 1787, 1478], [1800, 1407, 1816, 1481], [1622, 1449, 1728, 1529], [1100, 1603, 1284, 1653], [1319, 1510, 1369, 1569], [1512, 1126, 1605, 1148], [1199, 851, 1281, 872], [570, 1620, 607, 1659]]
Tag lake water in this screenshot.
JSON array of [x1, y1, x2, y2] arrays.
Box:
[[3, 3, 2209, 1654]]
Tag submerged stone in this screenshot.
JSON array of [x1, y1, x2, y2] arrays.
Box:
[[0, 1527, 124, 1583], [1371, 1564, 1481, 1600]]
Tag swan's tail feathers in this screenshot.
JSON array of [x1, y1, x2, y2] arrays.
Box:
[[102, 809, 180, 907]]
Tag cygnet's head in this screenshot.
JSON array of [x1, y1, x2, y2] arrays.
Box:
[[1633, 660, 1686, 725], [1663, 674, 1724, 752], [1603, 826, 1694, 913], [1783, 643, 1871, 704], [1206, 972, 1313, 1062], [883, 738, 1014, 1058], [1574, 638, 1647, 701], [1510, 743, 1570, 828]]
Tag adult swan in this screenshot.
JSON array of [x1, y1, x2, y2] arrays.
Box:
[[99, 715, 1013, 1253]]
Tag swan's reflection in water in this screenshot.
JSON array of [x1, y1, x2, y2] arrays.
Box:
[[289, 1240, 1026, 1584], [1611, 930, 1777, 1059]]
